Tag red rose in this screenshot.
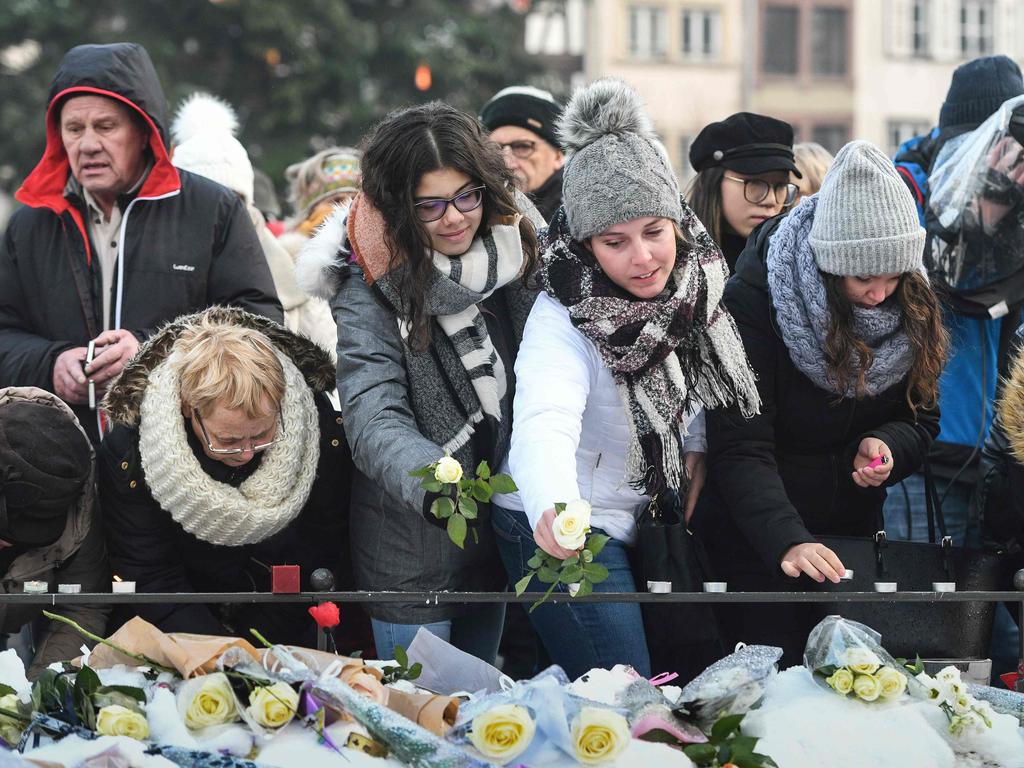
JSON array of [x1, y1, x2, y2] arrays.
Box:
[[308, 601, 341, 629]]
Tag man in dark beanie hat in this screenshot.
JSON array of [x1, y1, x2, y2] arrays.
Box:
[[480, 85, 565, 221], [939, 55, 1024, 131], [0, 387, 108, 677]]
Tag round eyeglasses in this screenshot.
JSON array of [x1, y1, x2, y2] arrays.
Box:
[[194, 410, 285, 455], [413, 185, 486, 223], [495, 140, 537, 159], [723, 174, 799, 207]]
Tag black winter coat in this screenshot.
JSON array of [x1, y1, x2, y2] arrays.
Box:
[[0, 43, 281, 443], [698, 217, 941, 574], [100, 394, 351, 647]]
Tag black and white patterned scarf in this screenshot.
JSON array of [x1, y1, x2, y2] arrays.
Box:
[[542, 202, 761, 494], [373, 219, 526, 452]]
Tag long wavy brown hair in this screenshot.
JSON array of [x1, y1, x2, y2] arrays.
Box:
[[822, 271, 947, 413], [359, 101, 538, 350]]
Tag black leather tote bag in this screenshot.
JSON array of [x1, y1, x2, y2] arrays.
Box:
[[636, 490, 725, 682]]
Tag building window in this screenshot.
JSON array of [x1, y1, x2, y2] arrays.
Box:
[[960, 0, 994, 58], [911, 0, 929, 57], [811, 124, 849, 154], [762, 4, 799, 75], [888, 120, 932, 155], [682, 8, 721, 61], [811, 7, 848, 76], [628, 5, 668, 59]]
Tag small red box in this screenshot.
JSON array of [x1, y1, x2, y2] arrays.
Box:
[[272, 565, 301, 594]]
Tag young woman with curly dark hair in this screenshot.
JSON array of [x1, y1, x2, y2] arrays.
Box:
[[693, 140, 948, 664], [296, 101, 541, 663]]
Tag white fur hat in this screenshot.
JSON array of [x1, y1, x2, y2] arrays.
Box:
[[171, 92, 254, 205]]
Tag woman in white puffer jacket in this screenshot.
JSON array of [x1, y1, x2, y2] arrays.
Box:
[[491, 80, 760, 680]]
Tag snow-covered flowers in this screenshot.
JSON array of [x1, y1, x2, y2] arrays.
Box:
[[468, 704, 536, 764], [182, 673, 238, 730], [571, 707, 630, 765], [96, 704, 150, 740]]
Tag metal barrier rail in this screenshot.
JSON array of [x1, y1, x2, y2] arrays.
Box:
[[0, 590, 1020, 605]]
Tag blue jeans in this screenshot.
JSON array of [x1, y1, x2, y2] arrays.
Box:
[[882, 473, 976, 545], [491, 503, 651, 680], [371, 603, 505, 665]]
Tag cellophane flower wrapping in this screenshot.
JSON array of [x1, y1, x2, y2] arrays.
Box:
[[676, 644, 784, 732], [803, 616, 917, 701]]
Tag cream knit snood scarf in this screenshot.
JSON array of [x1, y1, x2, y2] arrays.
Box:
[[138, 351, 320, 547]]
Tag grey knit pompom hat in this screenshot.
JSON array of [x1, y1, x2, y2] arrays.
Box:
[[809, 139, 925, 276], [558, 79, 682, 241]]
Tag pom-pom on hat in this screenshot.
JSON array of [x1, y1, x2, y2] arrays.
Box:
[[558, 79, 682, 241], [809, 140, 925, 277], [171, 92, 255, 205]]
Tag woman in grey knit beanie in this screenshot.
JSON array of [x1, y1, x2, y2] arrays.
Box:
[[491, 79, 760, 681], [696, 139, 948, 665]]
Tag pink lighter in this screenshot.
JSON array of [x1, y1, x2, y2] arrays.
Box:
[[867, 455, 889, 469]]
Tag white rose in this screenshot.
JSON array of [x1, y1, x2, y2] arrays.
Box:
[[825, 668, 854, 695], [469, 704, 536, 764], [247, 682, 299, 729], [434, 456, 464, 485], [876, 666, 907, 700], [552, 499, 591, 551], [571, 707, 630, 765], [839, 647, 881, 675], [852, 673, 882, 702], [0, 693, 23, 746], [183, 673, 238, 730], [568, 583, 581, 597], [96, 705, 149, 740]]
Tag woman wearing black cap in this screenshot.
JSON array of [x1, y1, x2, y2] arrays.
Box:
[[687, 112, 801, 271]]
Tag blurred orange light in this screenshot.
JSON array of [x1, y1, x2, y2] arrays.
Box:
[[415, 63, 432, 91], [265, 48, 281, 67]]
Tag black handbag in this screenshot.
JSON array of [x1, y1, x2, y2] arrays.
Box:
[[635, 489, 725, 682], [813, 463, 1005, 659]]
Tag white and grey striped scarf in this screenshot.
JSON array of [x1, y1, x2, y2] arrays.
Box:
[[376, 219, 525, 451]]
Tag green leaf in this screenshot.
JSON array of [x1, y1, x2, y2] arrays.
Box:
[[431, 497, 455, 519], [582, 562, 609, 583], [422, 479, 442, 493], [0, 684, 15, 698], [537, 566, 559, 584], [574, 579, 593, 597], [560, 565, 584, 583], [472, 479, 493, 503], [514, 573, 535, 596], [488, 473, 517, 494], [92, 690, 144, 714], [447, 513, 467, 549], [408, 466, 432, 478], [562, 554, 579, 567], [728, 734, 758, 755], [682, 743, 717, 765], [80, 696, 96, 731], [97, 685, 146, 704], [710, 713, 745, 743], [526, 553, 543, 570], [74, 666, 100, 698], [458, 496, 478, 520], [406, 662, 422, 681], [394, 645, 409, 668], [554, 502, 567, 513], [476, 461, 491, 480], [585, 534, 610, 557]]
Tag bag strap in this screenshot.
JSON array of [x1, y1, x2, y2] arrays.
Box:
[[922, 456, 950, 544]]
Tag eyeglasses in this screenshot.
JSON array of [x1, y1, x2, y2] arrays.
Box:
[[723, 174, 799, 207], [495, 140, 537, 159], [413, 185, 486, 222], [194, 410, 285, 455]]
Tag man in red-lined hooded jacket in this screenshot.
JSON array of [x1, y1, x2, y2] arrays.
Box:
[[0, 43, 282, 444]]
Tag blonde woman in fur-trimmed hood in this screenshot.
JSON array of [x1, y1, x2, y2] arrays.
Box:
[[98, 307, 352, 646]]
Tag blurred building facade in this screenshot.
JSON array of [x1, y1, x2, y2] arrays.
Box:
[[522, 0, 1024, 179]]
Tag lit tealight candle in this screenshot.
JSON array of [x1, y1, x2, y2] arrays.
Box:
[[23, 580, 48, 594], [57, 584, 81, 594], [111, 576, 136, 594]]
